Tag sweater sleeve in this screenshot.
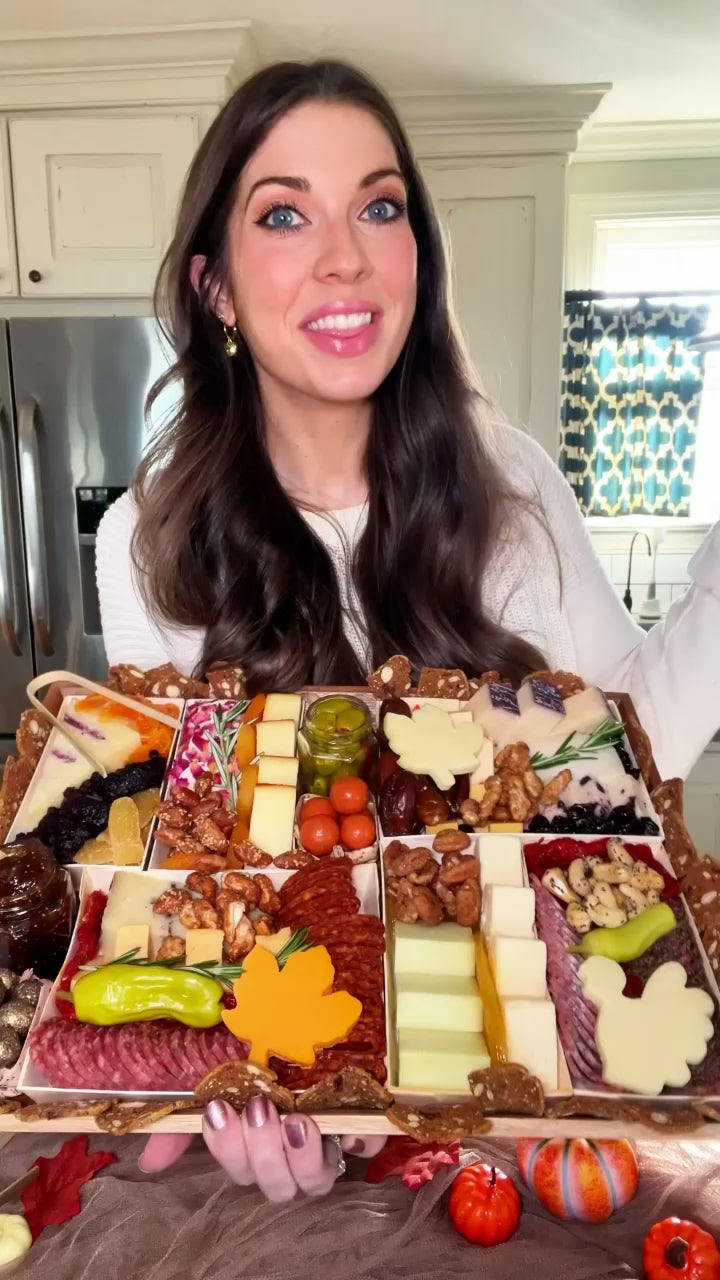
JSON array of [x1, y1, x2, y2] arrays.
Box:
[[95, 490, 184, 671], [527, 438, 720, 780]]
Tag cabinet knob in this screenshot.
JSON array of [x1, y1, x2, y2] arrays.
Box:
[[28, 269, 42, 283]]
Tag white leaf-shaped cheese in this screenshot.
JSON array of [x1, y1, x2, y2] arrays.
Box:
[[579, 955, 715, 1095], [384, 706, 488, 790]]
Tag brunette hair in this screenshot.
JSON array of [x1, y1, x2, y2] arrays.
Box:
[[133, 58, 546, 690]]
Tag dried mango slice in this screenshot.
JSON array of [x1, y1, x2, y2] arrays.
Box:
[[107, 796, 144, 865]]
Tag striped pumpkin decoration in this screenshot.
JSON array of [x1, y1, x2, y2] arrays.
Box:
[[517, 1139, 638, 1223]]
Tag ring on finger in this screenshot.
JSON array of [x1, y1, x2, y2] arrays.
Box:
[[325, 1134, 346, 1177]]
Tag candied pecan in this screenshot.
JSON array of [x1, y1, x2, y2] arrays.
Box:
[[394, 879, 419, 923], [223, 871, 261, 907], [253, 914, 274, 936], [495, 742, 531, 772], [186, 872, 218, 903], [211, 808, 235, 836], [383, 841, 435, 878], [539, 768, 572, 808], [153, 888, 193, 916], [432, 830, 471, 855], [505, 775, 532, 823], [439, 854, 479, 887], [477, 775, 502, 820], [156, 802, 189, 829], [435, 880, 457, 917], [156, 936, 186, 961], [175, 836, 212, 857], [195, 854, 227, 873], [460, 799, 481, 826], [194, 773, 215, 799], [223, 900, 256, 960], [522, 768, 543, 800], [490, 805, 511, 823], [406, 858, 439, 887], [413, 885, 444, 925], [170, 785, 200, 810], [155, 827, 183, 848], [231, 840, 273, 868], [455, 879, 481, 928], [180, 899, 221, 930], [193, 815, 229, 853], [273, 850, 314, 869], [254, 873, 281, 914]]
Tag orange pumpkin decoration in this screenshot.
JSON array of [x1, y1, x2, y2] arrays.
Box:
[[517, 1138, 638, 1223]]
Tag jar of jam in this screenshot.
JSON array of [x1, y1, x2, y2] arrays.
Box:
[[298, 695, 377, 796], [0, 840, 76, 980]]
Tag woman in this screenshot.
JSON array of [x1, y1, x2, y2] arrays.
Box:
[[97, 59, 720, 1198]]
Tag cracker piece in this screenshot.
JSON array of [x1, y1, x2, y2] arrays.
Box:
[[194, 1060, 295, 1112], [619, 702, 654, 787], [468, 1063, 545, 1117], [388, 1102, 491, 1142], [97, 1099, 197, 1135], [524, 669, 586, 697], [143, 663, 204, 699], [633, 1105, 707, 1134], [417, 668, 471, 700], [0, 755, 36, 840], [367, 655, 412, 700], [652, 779, 697, 879], [296, 1067, 392, 1112], [542, 1096, 640, 1122], [107, 664, 151, 696], [205, 666, 246, 700], [15, 709, 50, 766], [693, 1101, 720, 1123], [0, 1099, 25, 1115], [18, 1100, 113, 1122]]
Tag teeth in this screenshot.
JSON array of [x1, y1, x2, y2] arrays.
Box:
[[307, 311, 372, 332]]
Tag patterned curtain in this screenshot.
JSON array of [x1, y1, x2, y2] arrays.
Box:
[[559, 297, 708, 516]]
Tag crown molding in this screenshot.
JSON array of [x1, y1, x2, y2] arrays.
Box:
[[575, 118, 720, 162], [0, 21, 258, 110], [396, 84, 610, 159]]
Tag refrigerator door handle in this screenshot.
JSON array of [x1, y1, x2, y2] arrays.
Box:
[[18, 396, 54, 656], [0, 399, 22, 655]]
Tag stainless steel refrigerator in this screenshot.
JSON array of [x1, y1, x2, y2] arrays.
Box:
[[0, 317, 174, 744]]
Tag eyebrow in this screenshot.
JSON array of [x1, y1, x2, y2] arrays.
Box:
[[244, 167, 405, 208]]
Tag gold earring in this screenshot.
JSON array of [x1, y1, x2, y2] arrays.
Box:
[[223, 324, 239, 357]]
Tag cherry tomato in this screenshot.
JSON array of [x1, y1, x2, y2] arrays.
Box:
[[300, 796, 336, 824], [340, 812, 377, 851], [299, 816, 340, 856], [329, 776, 370, 816]]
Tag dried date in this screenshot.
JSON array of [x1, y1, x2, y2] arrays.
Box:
[[415, 778, 450, 827], [379, 768, 417, 836]]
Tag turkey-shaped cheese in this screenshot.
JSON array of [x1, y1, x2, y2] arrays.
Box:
[[384, 706, 488, 791], [579, 955, 714, 1095]]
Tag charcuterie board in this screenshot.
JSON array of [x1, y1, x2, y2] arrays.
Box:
[[1, 660, 719, 1140]]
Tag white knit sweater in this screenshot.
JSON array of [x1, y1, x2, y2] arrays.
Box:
[[96, 426, 720, 780]]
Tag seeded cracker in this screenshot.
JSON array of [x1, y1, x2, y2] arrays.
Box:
[[417, 667, 471, 700], [0, 1100, 24, 1115], [107, 664, 152, 696], [388, 1103, 490, 1143], [652, 779, 696, 878], [524, 669, 586, 697], [194, 1061, 296, 1112], [633, 1106, 707, 1135], [367, 655, 412, 699], [19, 1100, 113, 1123], [468, 1063, 545, 1117], [15, 709, 50, 766], [542, 1096, 641, 1122], [206, 666, 247, 700], [694, 1101, 720, 1123], [97, 1099, 198, 1136], [619, 700, 654, 787], [296, 1067, 392, 1112]]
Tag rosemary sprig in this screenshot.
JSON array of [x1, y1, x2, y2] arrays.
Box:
[[206, 699, 250, 806], [530, 717, 625, 772], [275, 927, 311, 967], [79, 930, 312, 990]]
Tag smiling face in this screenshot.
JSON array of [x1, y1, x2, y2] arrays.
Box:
[[218, 100, 418, 405]]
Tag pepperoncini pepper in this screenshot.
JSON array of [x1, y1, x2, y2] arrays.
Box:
[[71, 964, 224, 1028], [567, 902, 676, 963]]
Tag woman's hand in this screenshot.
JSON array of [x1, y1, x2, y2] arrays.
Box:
[[139, 1097, 386, 1202]]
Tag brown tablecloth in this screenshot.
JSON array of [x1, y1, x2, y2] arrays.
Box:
[[1, 1135, 718, 1279]]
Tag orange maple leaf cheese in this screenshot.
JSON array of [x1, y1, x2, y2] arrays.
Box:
[[221, 944, 362, 1068]]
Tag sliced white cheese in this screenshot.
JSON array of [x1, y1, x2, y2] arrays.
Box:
[[263, 693, 302, 731], [393, 921, 475, 979], [489, 936, 547, 999], [395, 973, 483, 1033], [255, 720, 296, 758], [468, 683, 521, 748], [478, 835, 525, 888], [398, 1027, 490, 1091], [516, 678, 566, 741], [503, 998, 558, 1090], [98, 870, 174, 962], [481, 885, 536, 938], [248, 784, 296, 856], [257, 755, 300, 787]]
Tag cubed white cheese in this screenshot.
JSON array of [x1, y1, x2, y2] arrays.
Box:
[[248, 784, 296, 855], [398, 1028, 490, 1091], [393, 921, 475, 979], [489, 936, 547, 998], [395, 973, 483, 1033], [478, 834, 525, 888], [558, 687, 613, 737], [185, 929, 224, 965], [257, 755, 300, 787], [481, 885, 536, 938], [263, 693, 302, 731], [503, 998, 558, 1090], [255, 720, 296, 758]]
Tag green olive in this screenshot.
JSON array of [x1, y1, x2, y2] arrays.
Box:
[[335, 706, 366, 734], [309, 776, 329, 796]]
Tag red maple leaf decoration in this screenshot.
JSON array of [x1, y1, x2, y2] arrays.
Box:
[[365, 1136, 461, 1189], [21, 1136, 117, 1240]]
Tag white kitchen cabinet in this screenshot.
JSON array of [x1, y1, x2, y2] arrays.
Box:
[[685, 746, 720, 859], [0, 122, 17, 295], [9, 114, 198, 297], [422, 159, 567, 458]]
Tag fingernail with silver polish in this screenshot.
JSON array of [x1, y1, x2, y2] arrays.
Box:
[[285, 1118, 308, 1149], [205, 1099, 231, 1131], [245, 1095, 270, 1128]]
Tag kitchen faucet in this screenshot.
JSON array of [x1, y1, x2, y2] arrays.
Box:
[[623, 532, 652, 613]]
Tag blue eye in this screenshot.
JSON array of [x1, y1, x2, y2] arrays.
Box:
[[361, 197, 405, 224], [257, 204, 305, 231]]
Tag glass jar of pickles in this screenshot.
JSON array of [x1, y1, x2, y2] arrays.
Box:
[[298, 695, 376, 796]]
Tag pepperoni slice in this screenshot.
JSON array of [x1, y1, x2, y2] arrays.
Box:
[[181, 1026, 210, 1083]]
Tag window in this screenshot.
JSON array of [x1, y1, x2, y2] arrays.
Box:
[[564, 207, 720, 523]]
